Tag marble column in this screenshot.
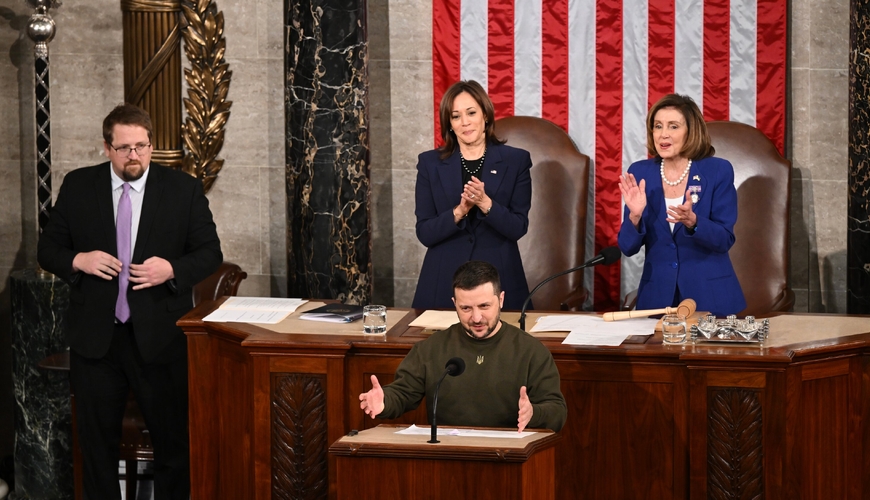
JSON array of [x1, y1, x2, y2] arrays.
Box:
[[849, 0, 870, 313], [285, 0, 371, 304], [9, 270, 72, 500]]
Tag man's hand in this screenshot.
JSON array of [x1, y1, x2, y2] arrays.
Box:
[[129, 257, 175, 290], [73, 251, 121, 280], [359, 375, 385, 419], [518, 386, 533, 432]]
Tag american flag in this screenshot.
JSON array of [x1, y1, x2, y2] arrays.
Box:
[[432, 0, 787, 310]]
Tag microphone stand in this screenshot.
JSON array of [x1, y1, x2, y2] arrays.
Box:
[[519, 264, 587, 331], [428, 370, 450, 444], [518, 247, 621, 331], [428, 357, 465, 443]]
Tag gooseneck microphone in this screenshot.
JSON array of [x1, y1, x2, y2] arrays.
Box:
[[518, 246, 622, 331], [428, 357, 466, 444]]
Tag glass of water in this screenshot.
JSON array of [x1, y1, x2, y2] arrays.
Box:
[[363, 305, 387, 336], [661, 314, 687, 344]]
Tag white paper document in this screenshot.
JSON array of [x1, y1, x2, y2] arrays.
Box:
[[203, 297, 308, 324], [529, 314, 657, 347], [395, 424, 533, 439], [217, 297, 308, 312]]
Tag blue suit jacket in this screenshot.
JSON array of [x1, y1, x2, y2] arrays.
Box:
[[412, 142, 532, 310], [618, 156, 746, 316]]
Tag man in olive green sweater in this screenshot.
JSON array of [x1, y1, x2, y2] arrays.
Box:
[[359, 261, 567, 432]]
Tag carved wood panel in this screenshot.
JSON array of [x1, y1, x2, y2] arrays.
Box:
[[707, 387, 764, 500], [271, 373, 328, 500]]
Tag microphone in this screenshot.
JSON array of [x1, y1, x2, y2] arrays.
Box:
[[428, 357, 466, 444], [518, 246, 621, 331]]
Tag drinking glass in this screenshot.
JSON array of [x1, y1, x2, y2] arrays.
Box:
[[661, 314, 688, 344], [363, 305, 387, 336]]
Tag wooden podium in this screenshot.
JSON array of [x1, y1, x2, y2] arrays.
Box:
[[329, 425, 560, 499]]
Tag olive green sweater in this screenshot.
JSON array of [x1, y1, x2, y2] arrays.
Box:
[[379, 321, 567, 431]]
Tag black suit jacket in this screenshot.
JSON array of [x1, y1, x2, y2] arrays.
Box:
[[38, 162, 222, 363]]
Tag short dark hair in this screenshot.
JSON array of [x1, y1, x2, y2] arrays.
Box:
[[437, 80, 505, 159], [646, 94, 714, 160], [102, 103, 153, 145], [452, 261, 502, 296]]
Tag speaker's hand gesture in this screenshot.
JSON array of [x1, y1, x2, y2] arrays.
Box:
[[359, 375, 385, 419], [518, 386, 533, 432]]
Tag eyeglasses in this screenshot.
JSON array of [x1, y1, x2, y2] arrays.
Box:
[[109, 143, 151, 157]]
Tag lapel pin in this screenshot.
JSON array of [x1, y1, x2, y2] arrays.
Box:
[[688, 185, 702, 204], [692, 175, 700, 181], [490, 170, 497, 174]]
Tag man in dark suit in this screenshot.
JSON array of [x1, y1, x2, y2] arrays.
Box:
[[38, 103, 222, 499]]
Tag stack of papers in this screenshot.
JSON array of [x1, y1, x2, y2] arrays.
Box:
[[202, 297, 308, 324], [531, 315, 657, 346]]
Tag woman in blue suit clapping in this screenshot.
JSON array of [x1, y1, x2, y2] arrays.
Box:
[[618, 94, 746, 316], [412, 81, 532, 310]]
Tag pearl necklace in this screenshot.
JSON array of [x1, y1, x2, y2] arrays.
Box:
[[660, 159, 692, 186], [460, 148, 486, 175]]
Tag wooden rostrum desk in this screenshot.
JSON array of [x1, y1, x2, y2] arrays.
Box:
[[180, 299, 870, 500]]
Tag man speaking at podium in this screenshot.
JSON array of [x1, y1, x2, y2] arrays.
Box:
[[359, 261, 566, 432]]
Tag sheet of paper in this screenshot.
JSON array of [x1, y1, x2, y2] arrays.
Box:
[[532, 315, 657, 335], [203, 297, 309, 323], [202, 308, 292, 324], [562, 330, 635, 346], [395, 424, 532, 439], [527, 315, 657, 346], [219, 297, 307, 312], [408, 310, 458, 330]]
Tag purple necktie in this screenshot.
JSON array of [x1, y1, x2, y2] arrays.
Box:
[[115, 183, 132, 323]]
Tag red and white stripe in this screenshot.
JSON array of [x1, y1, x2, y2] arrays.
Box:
[[432, 0, 787, 310]]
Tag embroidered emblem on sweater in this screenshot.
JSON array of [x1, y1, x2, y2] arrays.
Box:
[[476, 355, 484, 365]]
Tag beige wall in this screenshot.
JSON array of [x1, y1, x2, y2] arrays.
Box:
[[789, 0, 849, 312]]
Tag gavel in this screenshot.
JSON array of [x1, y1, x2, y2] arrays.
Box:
[[602, 298, 697, 322]]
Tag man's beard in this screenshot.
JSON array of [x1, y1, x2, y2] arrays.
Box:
[[462, 313, 501, 340], [121, 160, 146, 181]]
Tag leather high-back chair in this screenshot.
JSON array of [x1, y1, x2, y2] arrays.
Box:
[[53, 262, 248, 500], [494, 116, 590, 310], [707, 121, 794, 316]]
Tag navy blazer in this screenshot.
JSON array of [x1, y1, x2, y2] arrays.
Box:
[[37, 162, 223, 362], [412, 142, 532, 310], [618, 156, 746, 316]]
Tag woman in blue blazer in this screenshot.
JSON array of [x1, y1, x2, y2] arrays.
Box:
[[412, 80, 532, 310], [618, 94, 745, 316]]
